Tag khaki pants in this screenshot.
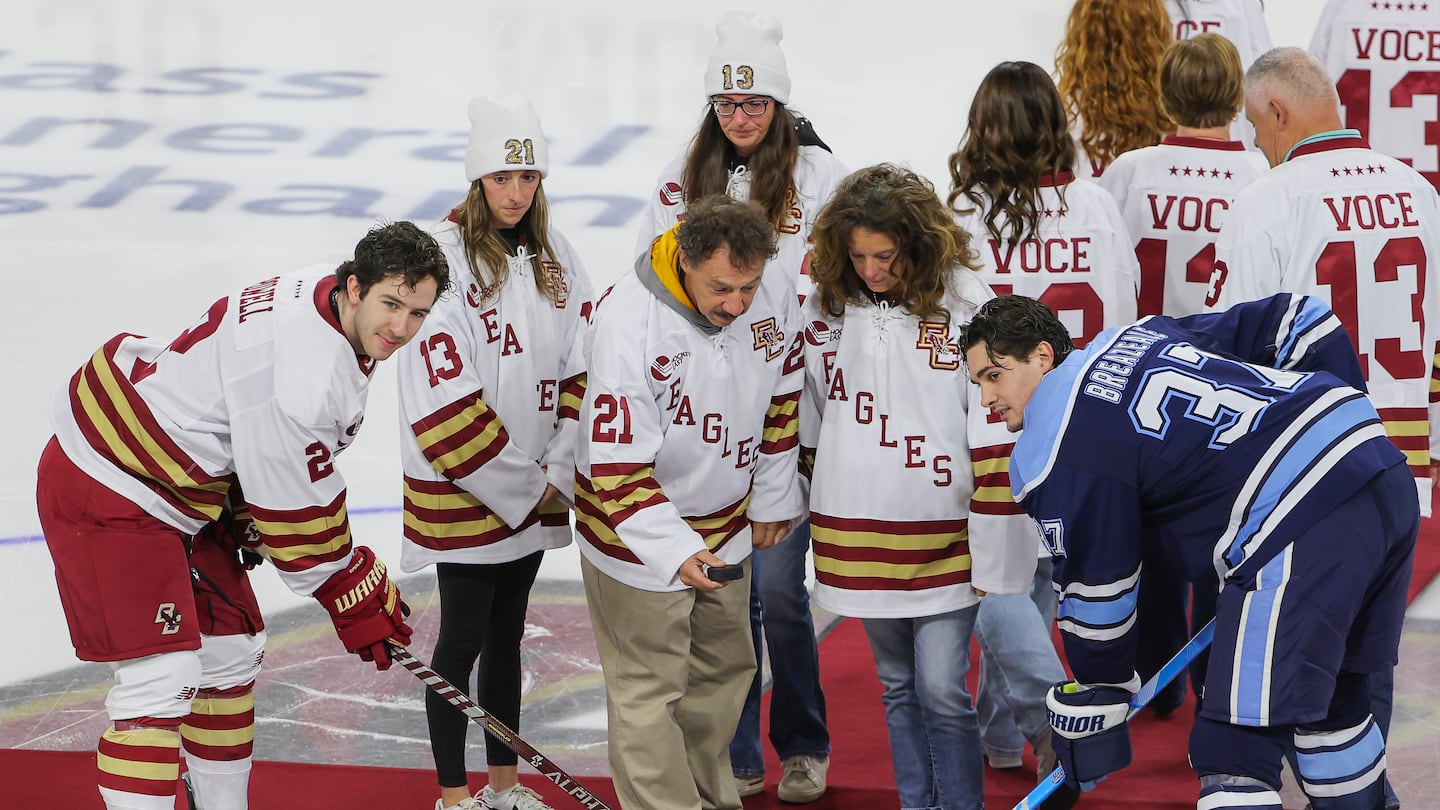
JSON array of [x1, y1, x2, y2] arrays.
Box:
[[581, 556, 755, 810]]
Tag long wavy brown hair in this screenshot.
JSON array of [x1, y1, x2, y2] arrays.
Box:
[[810, 164, 979, 321], [452, 179, 561, 302], [1056, 0, 1173, 172], [680, 103, 800, 231], [947, 61, 1075, 246]]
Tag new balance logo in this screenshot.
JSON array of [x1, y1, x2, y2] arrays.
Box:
[[155, 603, 182, 635]]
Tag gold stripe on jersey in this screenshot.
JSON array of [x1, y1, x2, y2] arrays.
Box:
[[558, 373, 587, 421], [811, 512, 972, 591], [412, 393, 514, 481], [70, 339, 230, 522], [1430, 349, 1440, 403], [574, 471, 750, 561], [1379, 407, 1430, 471], [249, 491, 351, 572], [971, 443, 1024, 515], [97, 725, 181, 786], [401, 476, 566, 549], [761, 390, 800, 454]]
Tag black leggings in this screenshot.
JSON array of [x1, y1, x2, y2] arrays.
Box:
[[427, 552, 543, 787]]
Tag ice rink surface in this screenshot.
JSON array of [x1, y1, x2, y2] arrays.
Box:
[[2, 0, 1437, 804]]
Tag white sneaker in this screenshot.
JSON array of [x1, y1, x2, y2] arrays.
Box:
[[777, 754, 828, 803], [435, 797, 483, 810], [480, 784, 555, 810]]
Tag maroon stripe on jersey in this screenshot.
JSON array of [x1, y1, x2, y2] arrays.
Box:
[[969, 443, 1014, 463], [761, 390, 800, 454], [68, 347, 226, 521], [411, 393, 480, 434], [416, 397, 513, 481], [573, 489, 644, 564], [98, 773, 179, 798], [249, 491, 352, 572], [404, 520, 525, 550], [558, 372, 586, 420], [1287, 136, 1369, 161], [969, 498, 1026, 516], [1161, 135, 1246, 151], [815, 569, 971, 591], [588, 461, 650, 478], [811, 513, 968, 535], [812, 539, 967, 566]]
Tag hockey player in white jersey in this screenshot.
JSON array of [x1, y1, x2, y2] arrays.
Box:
[[396, 96, 593, 810], [1100, 33, 1269, 318], [1311, 0, 1440, 192], [35, 222, 449, 810], [949, 60, 1140, 348], [576, 195, 804, 810], [801, 164, 1070, 810], [636, 12, 840, 799], [1166, 0, 1275, 151]]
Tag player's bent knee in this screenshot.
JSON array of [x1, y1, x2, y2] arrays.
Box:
[[1294, 714, 1387, 810], [105, 650, 202, 721], [197, 631, 266, 688], [1197, 774, 1282, 810]]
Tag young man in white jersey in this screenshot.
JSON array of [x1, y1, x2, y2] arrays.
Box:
[[35, 222, 450, 810], [1213, 48, 1440, 809], [1165, 0, 1274, 151], [575, 195, 804, 810]]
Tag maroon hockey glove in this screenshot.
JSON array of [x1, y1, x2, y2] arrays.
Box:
[[312, 546, 412, 670]]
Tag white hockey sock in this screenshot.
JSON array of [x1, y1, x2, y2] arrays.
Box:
[[183, 754, 252, 810]]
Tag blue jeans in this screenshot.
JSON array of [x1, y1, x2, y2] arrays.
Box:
[[862, 606, 982, 810], [729, 518, 829, 777], [976, 558, 1059, 759]]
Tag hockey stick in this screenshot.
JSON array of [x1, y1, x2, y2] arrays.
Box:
[[1013, 618, 1217, 810], [388, 646, 615, 810]]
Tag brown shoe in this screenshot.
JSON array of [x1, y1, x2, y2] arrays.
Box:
[[735, 773, 764, 799]]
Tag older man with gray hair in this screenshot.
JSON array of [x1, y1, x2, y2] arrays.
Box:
[[1210, 45, 1439, 810]]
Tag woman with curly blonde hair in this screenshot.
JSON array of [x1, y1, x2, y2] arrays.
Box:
[[803, 163, 1067, 810], [1057, 0, 1174, 177]]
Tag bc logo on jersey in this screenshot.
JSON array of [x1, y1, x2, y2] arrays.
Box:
[[540, 261, 569, 308], [917, 321, 961, 370], [155, 602, 182, 635], [752, 317, 785, 361]]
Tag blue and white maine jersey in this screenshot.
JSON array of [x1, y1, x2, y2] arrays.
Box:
[[1010, 294, 1407, 687]]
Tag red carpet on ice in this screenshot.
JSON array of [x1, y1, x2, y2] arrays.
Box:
[[7, 517, 1438, 810]]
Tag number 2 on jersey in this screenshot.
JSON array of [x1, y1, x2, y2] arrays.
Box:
[[129, 297, 227, 384]]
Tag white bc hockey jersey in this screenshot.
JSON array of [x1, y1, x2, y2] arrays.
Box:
[[575, 228, 804, 592], [1213, 134, 1440, 514], [955, 173, 1140, 347], [1099, 136, 1269, 317], [52, 268, 376, 595], [1311, 0, 1440, 192], [636, 145, 847, 300], [397, 220, 594, 571], [1166, 0, 1274, 152], [801, 273, 1039, 619]]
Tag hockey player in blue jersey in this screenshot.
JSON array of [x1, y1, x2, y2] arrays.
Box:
[[960, 293, 1416, 810]]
